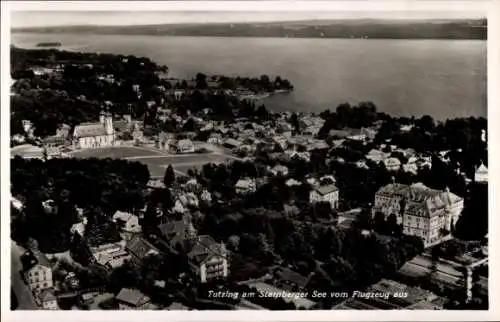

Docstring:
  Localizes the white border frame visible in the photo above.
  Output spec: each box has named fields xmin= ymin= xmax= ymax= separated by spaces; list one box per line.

xmin=2 ymin=1 xmax=499 ymax=321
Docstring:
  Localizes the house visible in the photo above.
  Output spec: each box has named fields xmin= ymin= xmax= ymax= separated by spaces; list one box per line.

xmin=269 ymin=165 xmax=289 ymax=176
xmin=235 ymin=178 xmax=256 ymax=194
xmin=402 ymin=163 xmax=418 ymax=175
xmin=366 ymin=149 xmax=390 ymax=163
xmin=285 ymin=178 xmax=302 ymax=187
xmin=73 ymin=111 xmax=114 ymax=149
xmin=319 ymin=175 xmax=336 ymax=185
xmin=400 ymin=125 xmax=414 ymax=132
xmin=372 ymin=183 xmax=464 ymax=247
xmin=11 ymin=196 xmax=24 ymax=211
xmin=42 ymin=135 xmax=67 ymax=148
xmin=91 ymin=243 xmax=131 ymax=269
xmin=306 ymin=177 xmax=320 ymax=187
xmin=347 ymin=134 xmax=366 ymax=142
xmin=224 ymin=138 xmax=243 ymax=149
xmin=37 ymin=288 xmax=59 ymax=310
xmin=185 ymin=178 xmax=200 ymax=191
xmin=172 ymin=199 xmax=187 ymax=214
xmin=310 ymin=184 xmax=339 ymax=209
xmin=11 ymin=133 xmax=26 ymax=144
xmin=274 ymin=267 xmax=312 ymax=292
xmin=307 ymin=140 xmax=329 ymax=151
xmin=355 ymin=160 xmax=369 ymax=169
xmin=207 ymin=133 xmax=223 ymax=145
xmin=164 ymin=302 xmax=190 ymax=310
xmin=173 ymin=193 xmax=199 ymax=212
xmin=126 ymin=236 xmax=161 ymax=267
xmin=184 ymin=235 xmax=229 ymax=283
xmin=116 ymin=288 xmax=155 ymax=310
xmin=177 ymin=139 xmax=195 ymax=153
xmin=383 ymin=157 xmax=401 ymax=171
xmin=284 ymin=204 xmax=300 ymax=217
xmin=113 ymin=211 xmax=141 ymax=233
xmin=417 ymin=158 xmax=433 ymax=170
xmin=147 ymin=179 xmax=166 ymax=189
xmin=200 ymin=190 xmax=212 ymax=203
xmin=328 ymin=129 xmax=351 ymax=139
xmin=70 ymin=220 xmax=86 ymax=237
xmin=21 ymin=250 xmax=53 ymax=291
xmin=474 ymin=163 xmax=488 ymax=183
xmin=158 ymin=220 xmax=197 ymax=249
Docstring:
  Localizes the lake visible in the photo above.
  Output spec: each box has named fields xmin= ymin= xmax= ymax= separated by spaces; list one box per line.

xmin=11 ymin=33 xmax=487 ymax=120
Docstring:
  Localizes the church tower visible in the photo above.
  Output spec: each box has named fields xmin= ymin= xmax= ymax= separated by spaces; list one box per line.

xmin=99 ymin=110 xmax=106 ymax=125
xmin=105 ymin=113 xmax=114 ymax=136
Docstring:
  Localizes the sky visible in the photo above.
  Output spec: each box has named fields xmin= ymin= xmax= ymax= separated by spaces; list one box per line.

xmin=11 ymin=10 xmax=487 ymax=28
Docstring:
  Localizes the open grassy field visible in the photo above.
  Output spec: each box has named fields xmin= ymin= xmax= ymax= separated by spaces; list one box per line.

xmin=69 ymin=146 xmax=237 ymax=177
xmin=138 ymin=153 xmax=234 ymax=177
xmin=70 ymin=146 xmax=162 ymax=159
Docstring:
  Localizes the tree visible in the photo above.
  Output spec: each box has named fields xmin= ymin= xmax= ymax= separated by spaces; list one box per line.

xmin=163 ymin=165 xmax=176 ymax=186
xmin=195 ymin=73 xmax=208 ymax=89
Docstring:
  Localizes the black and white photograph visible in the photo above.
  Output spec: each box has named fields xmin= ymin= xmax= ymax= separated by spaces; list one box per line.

xmin=1 ymin=0 xmax=497 ymax=320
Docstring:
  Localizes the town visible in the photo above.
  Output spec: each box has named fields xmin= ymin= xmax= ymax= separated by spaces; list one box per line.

xmin=10 ymin=47 xmax=488 ymax=311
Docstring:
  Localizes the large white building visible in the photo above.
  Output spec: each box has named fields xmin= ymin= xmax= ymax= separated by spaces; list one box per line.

xmin=72 ymin=111 xmax=114 ymax=149
xmin=372 ymin=183 xmax=464 ymax=247
xmin=185 ymin=235 xmax=229 ymax=283
xmin=309 ymin=184 xmax=339 ymax=209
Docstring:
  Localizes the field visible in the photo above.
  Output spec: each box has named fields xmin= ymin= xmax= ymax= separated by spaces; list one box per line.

xmin=69 ymin=146 xmax=238 ymax=177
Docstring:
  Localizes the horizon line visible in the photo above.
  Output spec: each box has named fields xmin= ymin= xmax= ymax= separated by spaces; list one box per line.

xmin=11 ymin=16 xmax=488 ymax=30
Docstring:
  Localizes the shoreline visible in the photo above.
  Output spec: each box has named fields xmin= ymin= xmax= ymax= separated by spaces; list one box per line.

xmin=11 ymin=32 xmax=487 ymax=41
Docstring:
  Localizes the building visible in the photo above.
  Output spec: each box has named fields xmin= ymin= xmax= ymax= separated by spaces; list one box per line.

xmin=184 ymin=235 xmax=229 ymax=283
xmin=112 ymin=211 xmax=141 ymax=233
xmin=158 ymin=220 xmax=197 ymax=249
xmin=126 ymin=236 xmax=161 ymax=267
xmin=116 ymin=288 xmax=154 ymax=310
xmin=285 ymin=178 xmax=302 ymax=187
xmin=10 ymin=144 xmax=61 ymax=160
xmin=73 ymin=111 xmax=114 ymax=149
xmin=372 ymin=183 xmax=464 ymax=247
xmin=383 ymin=157 xmax=402 ymax=171
xmin=91 ymin=243 xmax=131 ymax=269
xmin=474 ymin=163 xmax=488 ymax=183
xmin=164 ymin=302 xmax=190 ymax=310
xmin=235 ymin=178 xmax=257 ymax=194
xmin=173 ymin=193 xmax=200 ymax=213
xmin=402 ymin=163 xmax=418 ymax=175
xmin=177 ymin=139 xmax=195 ymax=153
xmin=200 ymin=189 xmax=212 ymax=203
xmin=273 ymin=267 xmax=312 ymax=292
xmin=309 ymin=184 xmax=339 ymax=209
xmin=37 ymin=288 xmax=59 ymax=310
xmin=21 ymin=250 xmax=53 ymax=291
xmin=269 ymin=165 xmax=289 ymax=176
xmin=366 ymin=149 xmax=390 ymax=163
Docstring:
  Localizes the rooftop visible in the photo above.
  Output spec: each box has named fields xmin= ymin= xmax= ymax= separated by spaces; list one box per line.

xmin=126 ymin=236 xmax=160 ymax=261
xmin=315 ymin=184 xmax=339 ymax=196
xmin=73 ymin=123 xmax=107 ymax=138
xmin=116 ymin=288 xmax=151 ymax=307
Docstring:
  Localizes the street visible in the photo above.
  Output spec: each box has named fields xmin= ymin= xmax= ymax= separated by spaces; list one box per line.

xmin=11 ymin=241 xmax=40 ymax=310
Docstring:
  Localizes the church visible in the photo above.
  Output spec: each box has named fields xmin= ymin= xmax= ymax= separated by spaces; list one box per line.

xmin=73 ymin=111 xmax=115 ymax=149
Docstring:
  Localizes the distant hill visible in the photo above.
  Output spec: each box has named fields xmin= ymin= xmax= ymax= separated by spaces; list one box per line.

xmin=12 ymin=19 xmax=487 ymax=40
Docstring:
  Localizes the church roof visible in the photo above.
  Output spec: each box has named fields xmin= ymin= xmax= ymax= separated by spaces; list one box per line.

xmin=73 ymin=123 xmax=107 ymax=138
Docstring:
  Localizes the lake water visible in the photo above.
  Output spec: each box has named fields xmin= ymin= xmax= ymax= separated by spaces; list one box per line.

xmin=11 ymin=33 xmax=487 ymax=120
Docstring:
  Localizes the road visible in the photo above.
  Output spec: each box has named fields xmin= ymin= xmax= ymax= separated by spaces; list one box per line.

xmin=11 ymin=241 xmax=40 ymax=310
